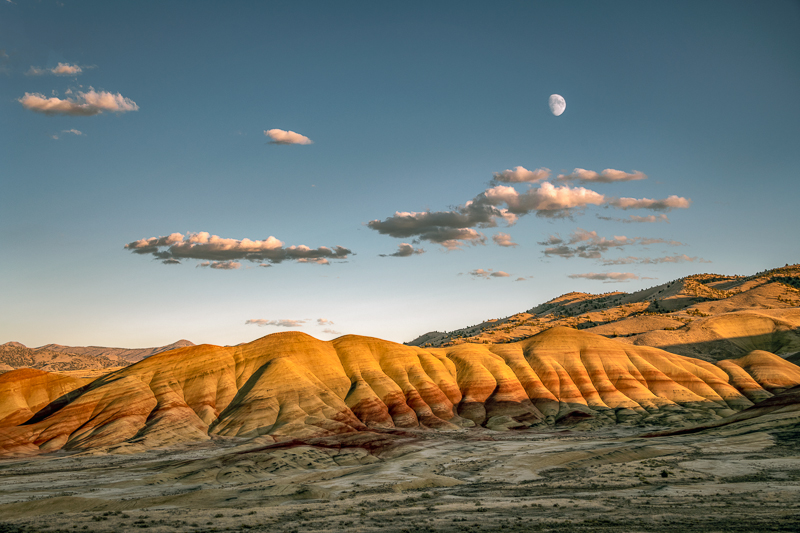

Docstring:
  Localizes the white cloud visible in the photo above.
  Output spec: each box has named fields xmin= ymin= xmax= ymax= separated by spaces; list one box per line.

xmin=26 ymin=62 xmax=84 ymax=76
xmin=568 ymin=272 xmax=639 ymax=283
xmin=492 ymin=166 xmax=550 ymax=184
xmin=317 ymin=318 xmax=334 ymax=326
xmin=491 ymin=232 xmax=518 ymax=247
xmin=62 ymin=129 xmax=83 ymax=136
xmin=264 ymin=128 xmax=313 ymax=145
xmin=322 ymin=328 xmax=342 ymax=335
xmin=19 ymin=88 xmax=138 ymax=116
xmin=246 ymin=319 xmax=306 ymax=328
xmin=125 ymin=231 xmax=351 ymax=266
xmin=558 ymin=168 xmax=647 ymax=184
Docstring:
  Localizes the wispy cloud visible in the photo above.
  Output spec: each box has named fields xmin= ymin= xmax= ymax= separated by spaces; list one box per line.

xmin=26 ymin=62 xmax=85 ymax=76
xmin=264 ymin=128 xmax=313 ymax=145
xmin=379 ymin=243 xmax=425 ymax=257
xmin=597 ymin=214 xmax=670 ymax=223
xmin=568 ymin=272 xmax=640 ymax=283
xmin=197 ymin=260 xmax=241 ymax=270
xmin=558 ymin=168 xmax=647 ymax=184
xmin=468 ymin=268 xmax=511 ymax=279
xmin=317 ymin=318 xmax=334 ymax=326
xmin=491 ymin=166 xmax=550 ymax=184
xmin=600 ymin=254 xmax=710 ymax=266
xmin=124 ymin=231 xmax=352 ymax=266
xmin=608 ymin=195 xmax=690 ymax=211
xmin=19 ymin=88 xmax=138 ymax=116
xmin=322 ymin=328 xmax=341 ymax=335
xmin=492 ymin=232 xmax=518 ymax=247
xmin=539 ymin=228 xmax=683 ymax=260
xmin=246 ymin=319 xmax=306 ymax=328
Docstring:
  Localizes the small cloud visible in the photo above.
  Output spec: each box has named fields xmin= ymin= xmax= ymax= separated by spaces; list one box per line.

xmin=317 ymin=318 xmax=334 ymax=326
xmin=568 ymin=272 xmax=639 ymax=283
xmin=197 ymin=260 xmax=241 ymax=270
xmin=264 ymin=128 xmax=313 ymax=145
xmin=297 ymin=257 xmax=329 ymax=265
xmin=246 ymin=319 xmax=307 ymax=328
xmin=19 ymin=88 xmax=138 ymax=116
xmin=61 ymin=129 xmax=83 ymax=136
xmin=492 ymin=166 xmax=550 ymax=184
xmin=26 ymin=62 xmax=84 ymax=76
xmin=514 ymin=277 xmax=527 ymax=281
xmin=162 ymin=259 xmax=181 ymax=265
xmin=322 ymin=328 xmax=341 ymax=335
xmin=469 ymin=269 xmax=511 ymax=279
xmin=492 ymin=232 xmax=518 ymax=247
xmin=379 ymin=243 xmax=425 ymax=257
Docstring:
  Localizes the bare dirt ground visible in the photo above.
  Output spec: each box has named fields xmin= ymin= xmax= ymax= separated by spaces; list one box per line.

xmin=2 ymin=412 xmax=800 ymax=533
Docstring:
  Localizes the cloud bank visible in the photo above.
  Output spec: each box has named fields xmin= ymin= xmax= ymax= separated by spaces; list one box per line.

xmin=19 ymin=88 xmax=139 ymax=116
xmin=264 ymin=129 xmax=313 ymax=145
xmin=125 ymin=232 xmax=352 ymax=266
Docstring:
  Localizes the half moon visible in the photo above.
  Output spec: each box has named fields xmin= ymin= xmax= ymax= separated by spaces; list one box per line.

xmin=549 ymin=94 xmax=566 ymax=116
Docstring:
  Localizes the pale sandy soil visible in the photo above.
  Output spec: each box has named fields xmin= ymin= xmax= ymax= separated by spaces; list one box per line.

xmin=1 ymin=410 xmax=799 ymax=533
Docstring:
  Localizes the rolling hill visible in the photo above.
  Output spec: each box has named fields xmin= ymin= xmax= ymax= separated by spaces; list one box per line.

xmin=407 ymin=264 xmax=800 ymax=362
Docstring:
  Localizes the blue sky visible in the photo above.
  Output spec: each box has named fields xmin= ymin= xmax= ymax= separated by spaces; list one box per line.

xmin=2 ymin=1 xmax=799 ymax=348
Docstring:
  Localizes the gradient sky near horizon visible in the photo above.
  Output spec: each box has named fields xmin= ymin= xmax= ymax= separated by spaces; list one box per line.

xmin=2 ymin=0 xmax=799 ymax=348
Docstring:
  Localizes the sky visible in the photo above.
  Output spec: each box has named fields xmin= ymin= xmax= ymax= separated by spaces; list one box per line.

xmin=2 ymin=0 xmax=799 ymax=348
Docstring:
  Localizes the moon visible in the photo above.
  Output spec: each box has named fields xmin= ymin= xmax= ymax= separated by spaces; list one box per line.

xmin=549 ymin=94 xmax=566 ymax=116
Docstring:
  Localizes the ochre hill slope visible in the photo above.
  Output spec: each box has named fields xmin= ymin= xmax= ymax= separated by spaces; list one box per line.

xmin=407 ymin=264 xmax=800 ymax=361
xmin=0 ymin=369 xmax=90 ymax=428
xmin=2 ymin=328 xmax=800 ymax=457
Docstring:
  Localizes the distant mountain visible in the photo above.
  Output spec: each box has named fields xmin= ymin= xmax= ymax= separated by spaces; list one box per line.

xmin=39 ymin=339 xmax=195 ymax=363
xmin=0 ymin=343 xmax=121 ymax=372
xmin=0 ymin=339 xmax=195 ymax=372
xmin=407 ymin=264 xmax=800 ymax=361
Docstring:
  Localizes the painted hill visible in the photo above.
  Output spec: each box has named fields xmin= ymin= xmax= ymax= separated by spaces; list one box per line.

xmin=0 ymin=369 xmax=90 ymax=427
xmin=407 ymin=264 xmax=800 ymax=361
xmin=2 ymin=327 xmax=800 ymax=457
